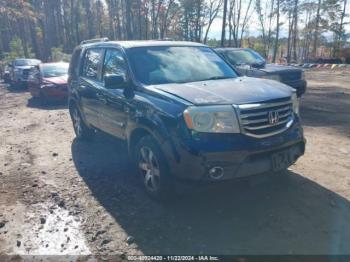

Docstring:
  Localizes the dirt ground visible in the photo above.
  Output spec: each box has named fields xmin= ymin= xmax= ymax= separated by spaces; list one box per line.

xmin=0 ymin=69 xmax=350 ymax=258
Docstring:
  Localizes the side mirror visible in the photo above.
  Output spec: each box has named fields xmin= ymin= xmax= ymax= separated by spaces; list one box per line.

xmin=104 ymin=74 xmax=126 ymax=89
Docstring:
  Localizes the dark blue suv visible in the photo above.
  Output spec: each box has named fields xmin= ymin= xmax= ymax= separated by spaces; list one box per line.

xmin=68 ymin=39 xmax=305 ymax=199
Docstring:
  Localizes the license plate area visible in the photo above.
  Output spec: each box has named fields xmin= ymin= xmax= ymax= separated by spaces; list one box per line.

xmin=271 ymin=150 xmax=292 ymax=171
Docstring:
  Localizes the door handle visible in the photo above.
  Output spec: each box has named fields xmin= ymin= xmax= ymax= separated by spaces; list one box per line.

xmin=79 ymin=84 xmax=88 ymax=90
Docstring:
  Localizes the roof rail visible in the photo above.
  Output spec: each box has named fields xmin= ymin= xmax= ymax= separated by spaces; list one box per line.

xmin=80 ymin=38 xmax=109 ymax=45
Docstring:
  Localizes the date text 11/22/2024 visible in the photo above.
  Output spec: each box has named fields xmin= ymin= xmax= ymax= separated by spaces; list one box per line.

xmin=127 ymin=255 xmax=220 ymax=261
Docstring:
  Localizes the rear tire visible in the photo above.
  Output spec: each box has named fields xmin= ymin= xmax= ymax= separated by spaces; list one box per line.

xmin=134 ymin=135 xmax=173 ymax=200
xmin=70 ymin=105 xmax=95 ymax=141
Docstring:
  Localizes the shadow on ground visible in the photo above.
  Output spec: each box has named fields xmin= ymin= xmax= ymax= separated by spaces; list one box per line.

xmin=5 ymin=83 xmax=28 ymax=93
xmin=26 ymin=97 xmax=68 ymax=110
xmin=71 ymin=134 xmax=350 ymax=255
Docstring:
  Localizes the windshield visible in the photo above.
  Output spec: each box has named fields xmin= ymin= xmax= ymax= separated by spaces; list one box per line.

xmin=41 ymin=63 xmax=69 ymax=78
xmin=14 ymin=59 xmax=41 ymax=66
xmin=127 ymin=46 xmax=237 ymax=85
xmin=225 ymin=49 xmax=265 ymax=66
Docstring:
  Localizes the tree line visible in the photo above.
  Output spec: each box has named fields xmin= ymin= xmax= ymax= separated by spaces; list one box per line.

xmin=0 ymin=0 xmax=348 ymax=63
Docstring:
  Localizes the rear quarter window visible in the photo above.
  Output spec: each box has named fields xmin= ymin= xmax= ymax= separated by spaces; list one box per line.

xmin=69 ymin=47 xmax=82 ymax=79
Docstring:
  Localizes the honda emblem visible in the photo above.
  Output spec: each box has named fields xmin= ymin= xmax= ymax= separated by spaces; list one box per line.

xmin=268 ymin=111 xmax=279 ymax=125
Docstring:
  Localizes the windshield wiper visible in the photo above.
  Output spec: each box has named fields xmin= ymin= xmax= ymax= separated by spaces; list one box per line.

xmin=205 ymin=76 xmax=234 ymax=81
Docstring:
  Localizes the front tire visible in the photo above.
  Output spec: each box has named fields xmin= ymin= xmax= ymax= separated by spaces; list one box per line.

xmin=134 ymin=135 xmax=173 ymax=200
xmin=70 ymin=105 xmax=95 ymax=141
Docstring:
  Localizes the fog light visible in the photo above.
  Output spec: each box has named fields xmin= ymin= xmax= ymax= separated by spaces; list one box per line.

xmin=209 ymin=167 xmax=224 ymax=180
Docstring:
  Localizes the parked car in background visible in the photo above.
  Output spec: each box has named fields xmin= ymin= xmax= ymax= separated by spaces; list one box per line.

xmin=28 ymin=62 xmax=69 ymax=102
xmin=2 ymin=65 xmax=11 ymax=84
xmin=215 ymin=48 xmax=307 ymax=97
xmin=8 ymin=58 xmax=41 ymax=88
xmin=68 ymin=40 xmax=305 ymax=200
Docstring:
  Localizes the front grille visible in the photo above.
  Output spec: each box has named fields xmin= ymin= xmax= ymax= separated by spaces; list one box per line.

xmin=237 ymin=97 xmax=294 ymax=138
xmin=280 ymin=71 xmax=301 ymax=82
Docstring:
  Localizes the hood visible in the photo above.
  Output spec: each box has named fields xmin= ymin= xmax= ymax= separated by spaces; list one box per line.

xmin=259 ymin=64 xmax=301 ymax=73
xmin=150 ymin=77 xmax=294 ymax=105
xmin=43 ymin=75 xmax=68 ymax=85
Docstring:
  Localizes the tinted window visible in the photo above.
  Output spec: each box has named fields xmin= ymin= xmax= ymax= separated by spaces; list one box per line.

xmin=82 ymin=49 xmax=103 ymax=80
xmin=127 ymin=46 xmax=237 ymax=85
xmin=225 ymin=49 xmax=265 ymax=65
xmin=42 ymin=63 xmax=69 ymax=78
xmin=103 ymin=49 xmax=127 ymax=80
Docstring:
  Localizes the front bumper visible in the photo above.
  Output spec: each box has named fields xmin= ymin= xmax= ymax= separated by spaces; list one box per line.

xmin=29 ymin=85 xmax=68 ymax=100
xmin=283 ymin=79 xmax=307 ymax=97
xmin=41 ymin=86 xmax=68 ymax=100
xmin=12 ymin=75 xmax=30 ymax=87
xmin=163 ymin=121 xmax=305 ymax=182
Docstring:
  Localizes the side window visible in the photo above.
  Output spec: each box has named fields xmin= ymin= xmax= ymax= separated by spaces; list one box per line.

xmin=82 ymin=49 xmax=103 ymax=80
xmin=102 ymin=49 xmax=128 ymax=81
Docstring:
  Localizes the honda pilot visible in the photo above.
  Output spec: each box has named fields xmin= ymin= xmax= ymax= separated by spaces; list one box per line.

xmin=68 ymin=40 xmax=305 ymax=199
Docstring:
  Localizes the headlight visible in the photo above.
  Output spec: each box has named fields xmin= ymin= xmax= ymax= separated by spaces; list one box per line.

xmin=262 ymin=74 xmax=281 ymax=82
xmin=292 ymin=93 xmax=300 ymax=115
xmin=183 ymin=106 xmax=240 ymax=133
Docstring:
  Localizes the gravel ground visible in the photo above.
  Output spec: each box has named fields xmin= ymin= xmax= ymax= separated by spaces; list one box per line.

xmin=0 ymin=69 xmax=350 ymax=258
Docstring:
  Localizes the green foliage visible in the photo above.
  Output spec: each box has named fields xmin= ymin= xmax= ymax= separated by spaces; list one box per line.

xmin=251 ymin=41 xmax=267 ymax=58
xmin=206 ymin=38 xmax=220 ymax=47
xmin=8 ymin=37 xmax=25 ymax=59
xmin=0 ymin=37 xmax=34 ymax=65
xmin=51 ymin=47 xmax=71 ymax=62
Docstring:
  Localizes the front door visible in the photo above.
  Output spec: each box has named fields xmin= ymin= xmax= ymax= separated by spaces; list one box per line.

xmin=79 ymin=48 xmax=104 ymax=128
xmin=98 ymin=48 xmax=130 ymax=139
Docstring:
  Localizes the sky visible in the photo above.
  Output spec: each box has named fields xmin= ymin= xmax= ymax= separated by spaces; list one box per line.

xmin=206 ymin=2 xmax=350 ymax=41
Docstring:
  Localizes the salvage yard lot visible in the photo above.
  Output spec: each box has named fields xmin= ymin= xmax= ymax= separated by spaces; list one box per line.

xmin=0 ymin=69 xmax=350 ymax=256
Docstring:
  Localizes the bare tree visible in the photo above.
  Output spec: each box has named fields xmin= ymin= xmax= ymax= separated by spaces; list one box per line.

xmin=203 ymin=0 xmax=222 ymax=44
xmin=228 ymin=0 xmax=254 ymax=48
xmin=312 ymin=0 xmax=322 ymax=58
xmin=1 ymin=0 xmax=349 ymax=63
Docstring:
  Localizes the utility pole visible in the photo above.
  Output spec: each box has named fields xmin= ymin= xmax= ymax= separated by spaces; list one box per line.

xmin=221 ymin=0 xmax=228 ymax=47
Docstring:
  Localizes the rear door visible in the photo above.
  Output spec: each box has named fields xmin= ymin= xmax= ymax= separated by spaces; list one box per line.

xmin=98 ymin=48 xmax=129 ymax=139
xmin=79 ymin=48 xmax=104 ymax=128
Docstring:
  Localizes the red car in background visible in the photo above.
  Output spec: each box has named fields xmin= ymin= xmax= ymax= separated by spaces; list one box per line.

xmin=28 ymin=62 xmax=69 ymax=102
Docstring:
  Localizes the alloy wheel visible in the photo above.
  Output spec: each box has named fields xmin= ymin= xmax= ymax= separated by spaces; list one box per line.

xmin=72 ymin=108 xmax=82 ymax=137
xmin=138 ymin=146 xmax=160 ymax=193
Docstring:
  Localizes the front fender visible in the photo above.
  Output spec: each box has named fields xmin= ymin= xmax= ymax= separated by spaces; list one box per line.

xmin=126 ymin=114 xmax=180 ymax=164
